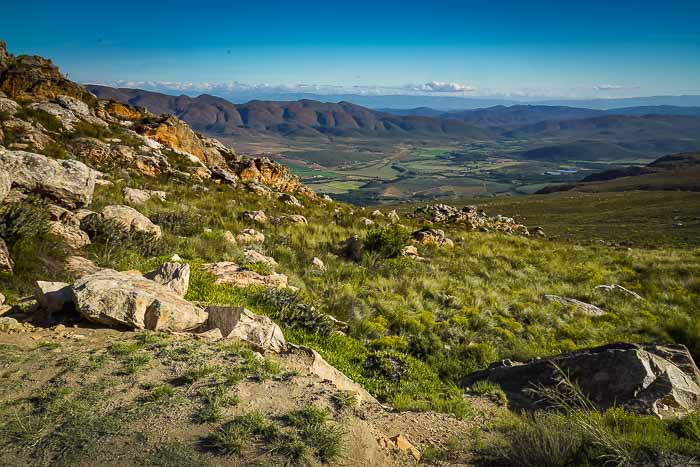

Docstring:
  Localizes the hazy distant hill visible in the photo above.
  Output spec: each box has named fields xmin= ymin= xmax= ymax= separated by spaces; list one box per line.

xmin=504 ymin=114 xmax=700 ymax=141
xmin=519 ymin=141 xmax=645 ymax=162
xmin=440 ymin=105 xmax=604 ymax=127
xmin=538 ymin=152 xmax=700 ymax=193
xmin=380 ymin=104 xmax=700 ymax=123
xmin=87 ymin=85 xmax=490 ymax=140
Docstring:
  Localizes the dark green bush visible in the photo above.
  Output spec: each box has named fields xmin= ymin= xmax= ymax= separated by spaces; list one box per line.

xmin=81 ymin=214 xmax=164 ymax=259
xmin=0 ymin=198 xmax=51 ymax=246
xmin=150 ymin=210 xmax=207 ymax=236
xmin=363 ymin=224 xmax=409 ymax=258
xmin=70 ymin=121 xmax=112 ymax=139
xmin=258 ymin=288 xmax=336 ymax=336
xmin=362 ymin=351 xmax=409 ymax=383
xmin=40 ymin=143 xmax=69 ymax=160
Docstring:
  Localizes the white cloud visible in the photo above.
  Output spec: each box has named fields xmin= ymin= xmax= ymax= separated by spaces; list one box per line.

xmin=593 ymin=84 xmax=626 ymax=91
xmin=409 ymin=81 xmax=478 ymax=93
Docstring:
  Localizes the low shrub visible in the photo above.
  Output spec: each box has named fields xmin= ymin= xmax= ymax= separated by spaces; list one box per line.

xmin=0 ymin=198 xmax=51 ymax=246
xmin=363 ymin=224 xmax=410 ymax=258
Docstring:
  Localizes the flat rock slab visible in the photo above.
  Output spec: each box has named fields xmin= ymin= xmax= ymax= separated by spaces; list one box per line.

xmin=201 ymin=262 xmax=288 ymax=289
xmin=543 ymin=294 xmax=605 ymax=316
xmin=72 ymin=269 xmax=206 ymax=331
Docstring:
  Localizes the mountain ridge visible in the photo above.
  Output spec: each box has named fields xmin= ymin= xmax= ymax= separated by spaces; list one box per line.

xmin=87 ymin=85 xmax=491 ymax=141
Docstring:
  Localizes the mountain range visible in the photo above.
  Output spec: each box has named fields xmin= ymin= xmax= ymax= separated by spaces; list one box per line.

xmin=88 ymin=85 xmax=700 ymax=150
xmin=87 ymin=85 xmax=491 ymax=140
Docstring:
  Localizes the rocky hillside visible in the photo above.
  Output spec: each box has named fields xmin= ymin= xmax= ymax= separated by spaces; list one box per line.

xmin=1 ymin=41 xmax=700 ymax=466
xmin=87 ymin=85 xmax=492 ymax=140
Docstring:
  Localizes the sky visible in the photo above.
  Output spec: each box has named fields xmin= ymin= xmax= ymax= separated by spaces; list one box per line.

xmin=1 ymin=0 xmax=699 ymax=100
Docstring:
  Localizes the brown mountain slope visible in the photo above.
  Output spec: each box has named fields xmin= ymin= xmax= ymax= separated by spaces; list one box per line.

xmin=87 ymin=85 xmax=492 ymax=140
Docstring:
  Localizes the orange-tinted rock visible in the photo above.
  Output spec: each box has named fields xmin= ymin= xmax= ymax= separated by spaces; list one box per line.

xmin=142 ymin=115 xmax=226 ymax=167
xmin=105 ymin=101 xmax=143 ymax=121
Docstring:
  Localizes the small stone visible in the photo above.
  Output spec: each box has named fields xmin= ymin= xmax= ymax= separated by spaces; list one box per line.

xmin=312 ymin=257 xmax=326 ymax=271
xmin=223 ymin=230 xmax=237 ymax=244
xmin=236 ymin=228 xmax=265 ymax=244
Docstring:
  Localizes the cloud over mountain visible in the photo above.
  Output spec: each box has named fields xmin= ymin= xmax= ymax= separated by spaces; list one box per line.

xmin=409 ymin=81 xmax=478 ymax=93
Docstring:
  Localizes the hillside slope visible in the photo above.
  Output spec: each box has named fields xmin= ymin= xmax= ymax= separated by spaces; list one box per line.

xmin=3 ymin=41 xmax=700 ymax=467
xmin=537 ymin=152 xmax=700 ymax=193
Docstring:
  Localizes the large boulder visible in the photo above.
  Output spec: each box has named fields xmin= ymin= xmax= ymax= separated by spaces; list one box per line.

xmin=100 ymin=205 xmax=162 ymax=239
xmin=0 ymin=151 xmax=96 ymax=208
xmin=144 ymin=262 xmax=190 ymax=297
xmin=72 ymin=269 xmax=207 ymax=331
xmin=2 ymin=118 xmax=55 ymax=150
xmin=462 ymin=342 xmax=700 ymax=419
xmin=205 ymin=305 xmax=286 ymax=353
xmin=201 ymin=262 xmax=288 ymax=289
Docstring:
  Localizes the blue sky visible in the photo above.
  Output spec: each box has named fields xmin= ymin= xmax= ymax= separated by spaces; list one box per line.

xmin=1 ymin=0 xmax=699 ymax=98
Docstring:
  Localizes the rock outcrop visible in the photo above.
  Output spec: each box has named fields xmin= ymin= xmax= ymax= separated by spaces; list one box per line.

xmin=0 ymin=151 xmax=96 ymax=208
xmin=72 ymin=269 xmax=207 ymax=331
xmin=463 ymin=342 xmax=700 ymax=418
xmin=414 ymin=204 xmax=530 ymax=235
xmin=142 ymin=115 xmax=227 ymax=168
xmin=205 ymin=305 xmax=286 ymax=353
xmin=0 ymin=44 xmax=87 ymax=103
xmin=291 ymin=344 xmax=378 ymax=404
xmin=233 ymin=157 xmax=315 ymax=199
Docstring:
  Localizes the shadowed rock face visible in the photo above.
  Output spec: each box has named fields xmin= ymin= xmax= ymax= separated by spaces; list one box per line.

xmin=205 ymin=305 xmax=286 ymax=353
xmin=462 ymin=342 xmax=700 ymax=419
